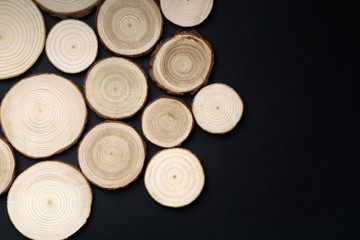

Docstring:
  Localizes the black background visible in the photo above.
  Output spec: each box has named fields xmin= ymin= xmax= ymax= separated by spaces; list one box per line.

xmin=0 ymin=0 xmax=358 ymax=239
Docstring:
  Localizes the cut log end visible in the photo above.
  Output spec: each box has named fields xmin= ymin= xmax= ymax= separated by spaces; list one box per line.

xmin=150 ymin=30 xmax=214 ymax=94
xmin=142 ymin=96 xmax=194 ymax=148
xmin=145 ymin=148 xmax=205 ymax=208
xmin=192 ymin=83 xmax=244 ymax=134
xmin=0 ymin=138 xmax=16 ymax=196
xmin=78 ymin=121 xmax=146 ymax=189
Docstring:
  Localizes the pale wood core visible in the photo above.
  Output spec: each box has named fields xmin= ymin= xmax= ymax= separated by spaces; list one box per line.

xmin=85 ymin=57 xmax=148 ymax=119
xmin=78 ymin=121 xmax=146 ymax=189
xmin=7 ymin=161 xmax=92 ymax=240
xmin=0 ymin=139 xmax=15 ymax=196
xmin=96 ymin=0 xmax=163 ymax=57
xmin=142 ymin=97 xmax=193 ymax=148
xmin=46 ymin=19 xmax=98 ymax=74
xmin=0 ymin=74 xmax=87 ymax=158
xmin=160 ymin=0 xmax=213 ymax=27
xmin=192 ymin=83 xmax=244 ymax=134
xmin=0 ymin=0 xmax=45 ymax=80
xmin=145 ymin=148 xmax=205 ymax=208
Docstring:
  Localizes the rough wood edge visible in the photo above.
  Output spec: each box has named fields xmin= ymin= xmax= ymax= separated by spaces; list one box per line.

xmin=0 ymin=73 xmax=88 ymax=159
xmin=34 ymin=0 xmax=103 ymax=19
xmin=83 ymin=57 xmax=148 ymax=120
xmin=0 ymin=1 xmax=46 ymax=81
xmin=0 ymin=137 xmax=16 ymax=196
xmin=149 ymin=29 xmax=214 ymax=95
xmin=95 ymin=0 xmax=163 ymax=58
xmin=6 ymin=160 xmax=93 ymax=239
xmin=144 ymin=147 xmax=205 ymax=208
xmin=191 ymin=82 xmax=245 ymax=135
xmin=140 ymin=95 xmax=194 ymax=148
xmin=77 ymin=120 xmax=147 ymax=190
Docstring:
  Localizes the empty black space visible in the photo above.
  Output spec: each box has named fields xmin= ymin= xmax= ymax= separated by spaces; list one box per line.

xmin=0 ymin=0 xmax=359 ymax=239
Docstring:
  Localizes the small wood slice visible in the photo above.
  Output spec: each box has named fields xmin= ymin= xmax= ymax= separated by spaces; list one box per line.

xmin=96 ymin=0 xmax=163 ymax=57
xmin=0 ymin=0 xmax=45 ymax=80
xmin=160 ymin=0 xmax=213 ymax=27
xmin=0 ymin=74 xmax=87 ymax=158
xmin=78 ymin=121 xmax=146 ymax=189
xmin=144 ymin=148 xmax=205 ymax=208
xmin=142 ymin=96 xmax=193 ymax=148
xmin=46 ymin=19 xmax=98 ymax=74
xmin=192 ymin=83 xmax=244 ymax=134
xmin=85 ymin=57 xmax=148 ymax=119
xmin=0 ymin=138 xmax=15 ymax=196
xmin=7 ymin=161 xmax=92 ymax=240
xmin=34 ymin=0 xmax=102 ymax=18
xmin=150 ymin=30 xmax=213 ymax=94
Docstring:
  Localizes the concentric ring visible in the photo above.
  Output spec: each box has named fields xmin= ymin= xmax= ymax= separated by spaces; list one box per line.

xmin=0 ymin=138 xmax=15 ymax=195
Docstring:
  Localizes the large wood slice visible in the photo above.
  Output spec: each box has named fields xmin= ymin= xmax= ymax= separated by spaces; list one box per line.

xmin=46 ymin=19 xmax=98 ymax=74
xmin=34 ymin=0 xmax=102 ymax=18
xmin=0 ymin=0 xmax=45 ymax=80
xmin=84 ymin=57 xmax=148 ymax=119
xmin=192 ymin=83 xmax=244 ymax=134
xmin=0 ymin=138 xmax=15 ymax=196
xmin=7 ymin=161 xmax=92 ymax=240
xmin=160 ymin=0 xmax=213 ymax=27
xmin=150 ymin=30 xmax=213 ymax=94
xmin=142 ymin=96 xmax=193 ymax=148
xmin=0 ymin=74 xmax=87 ymax=158
xmin=96 ymin=0 xmax=163 ymax=57
xmin=144 ymin=148 xmax=205 ymax=208
xmin=78 ymin=121 xmax=146 ymax=189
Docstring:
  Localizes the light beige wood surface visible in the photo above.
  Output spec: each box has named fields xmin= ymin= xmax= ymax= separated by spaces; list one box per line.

xmin=46 ymin=19 xmax=98 ymax=74
xmin=0 ymin=74 xmax=87 ymax=158
xmin=192 ymin=83 xmax=244 ymax=134
xmin=34 ymin=0 xmax=102 ymax=18
xmin=0 ymin=138 xmax=15 ymax=196
xmin=78 ymin=121 xmax=146 ymax=189
xmin=160 ymin=0 xmax=213 ymax=27
xmin=96 ymin=0 xmax=163 ymax=57
xmin=7 ymin=161 xmax=92 ymax=240
xmin=84 ymin=57 xmax=148 ymax=119
xmin=150 ymin=30 xmax=213 ymax=94
xmin=0 ymin=0 xmax=45 ymax=80
xmin=144 ymin=148 xmax=205 ymax=208
xmin=142 ymin=96 xmax=193 ymax=148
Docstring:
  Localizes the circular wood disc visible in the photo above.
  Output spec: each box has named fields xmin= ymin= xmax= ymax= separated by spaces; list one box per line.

xmin=144 ymin=148 xmax=205 ymax=208
xmin=192 ymin=83 xmax=244 ymax=134
xmin=0 ymin=0 xmax=45 ymax=80
xmin=84 ymin=57 xmax=148 ymax=119
xmin=7 ymin=161 xmax=92 ymax=240
xmin=142 ymin=97 xmax=193 ymax=148
xmin=46 ymin=19 xmax=98 ymax=74
xmin=160 ymin=0 xmax=213 ymax=27
xmin=150 ymin=30 xmax=213 ymax=94
xmin=0 ymin=138 xmax=15 ymax=196
xmin=78 ymin=121 xmax=146 ymax=189
xmin=34 ymin=0 xmax=102 ymax=18
xmin=0 ymin=74 xmax=87 ymax=158
xmin=96 ymin=0 xmax=163 ymax=57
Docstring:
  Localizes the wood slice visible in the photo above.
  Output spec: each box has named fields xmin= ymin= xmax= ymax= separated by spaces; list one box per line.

xmin=0 ymin=138 xmax=15 ymax=196
xmin=7 ymin=161 xmax=92 ymax=240
xmin=34 ymin=0 xmax=102 ymax=18
xmin=78 ymin=121 xmax=146 ymax=189
xmin=160 ymin=0 xmax=213 ymax=27
xmin=84 ymin=57 xmax=148 ymax=119
xmin=96 ymin=0 xmax=163 ymax=57
xmin=0 ymin=74 xmax=87 ymax=158
xmin=192 ymin=83 xmax=244 ymax=134
xmin=46 ymin=19 xmax=98 ymax=74
xmin=150 ymin=30 xmax=213 ymax=94
xmin=144 ymin=148 xmax=205 ymax=208
xmin=0 ymin=0 xmax=45 ymax=80
xmin=142 ymin=96 xmax=193 ymax=148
